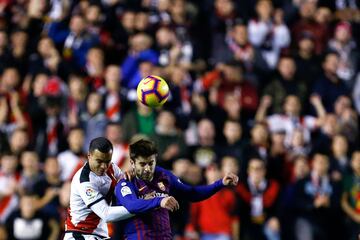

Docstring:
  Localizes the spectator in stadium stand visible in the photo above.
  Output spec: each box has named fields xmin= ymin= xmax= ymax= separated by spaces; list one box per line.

xmin=27 ymin=36 xmax=68 ymax=82
xmin=240 ymin=122 xmax=270 ymax=179
xmin=18 ymin=151 xmax=41 ymax=195
xmin=57 ymin=127 xmax=86 ymax=182
xmin=293 ymin=31 xmax=321 ymax=87
xmin=262 ymin=56 xmax=308 ymax=114
xmin=267 ymin=129 xmax=288 ymax=183
xmin=218 ymin=119 xmax=246 ymax=163
xmin=186 ymin=162 xmax=239 ymax=240
xmin=79 ymin=91 xmax=108 ymax=152
xmin=311 ymin=114 xmax=341 ymax=155
xmin=328 ymin=21 xmax=358 ymax=86
xmin=209 ymin=0 xmax=240 ymax=64
xmin=328 ymin=134 xmax=351 ymax=182
xmin=100 ymin=64 xmax=129 ymax=122
xmin=33 ymin=78 xmax=68 ymax=159
xmin=121 ymin=33 xmax=158 ymax=89
xmin=164 ymin=66 xmax=193 ymax=121
xmin=280 ymin=155 xmax=311 ymax=240
xmin=286 ymin=128 xmax=311 ymax=160
xmin=7 ymin=29 xmax=29 ymax=77
xmin=122 ymin=101 xmax=157 ymax=143
xmin=0 ymin=68 xmax=29 ymax=132
xmin=106 ymin=9 xmax=136 ymax=63
xmin=341 ymin=151 xmax=360 ymax=240
xmin=235 ymin=157 xmax=281 ymax=240
xmin=255 ymin=94 xmax=326 ymax=146
xmin=4 ymin=194 xmax=60 ymax=240
xmin=47 ymin=14 xmax=99 ymax=72
xmin=292 ymin=153 xmax=344 ymax=240
xmin=155 ymin=26 xmax=193 ymax=69
xmin=8 ymin=128 xmax=30 ymax=158
xmin=105 ymin=122 xmax=129 ymax=168
xmin=201 ymin=61 xmax=259 ymax=113
xmin=58 ymin=181 xmax=71 ymax=229
xmin=248 ymin=0 xmax=290 ymax=69
xmin=151 ymin=110 xmax=187 ymax=169
xmin=115 ymin=139 xmax=238 ymax=239
xmin=84 ymin=47 xmax=105 ymax=91
xmin=33 ymin=156 xmax=63 ymax=220
xmin=188 ymin=118 xmax=220 ymax=168
xmin=221 ymin=92 xmax=251 ymax=134
xmin=333 ymin=95 xmax=359 ymax=146
xmin=0 ymin=154 xmax=20 ymax=224
xmin=66 ymin=74 xmax=88 ymax=128
xmin=189 ymin=91 xmax=225 ymax=138
xmin=312 ymin=52 xmax=349 ymax=112
xmin=214 ymin=20 xmax=269 ymax=87
xmin=292 ymin=0 xmax=329 ymax=55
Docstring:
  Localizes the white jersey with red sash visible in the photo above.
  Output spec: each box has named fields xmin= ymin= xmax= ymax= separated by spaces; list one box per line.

xmin=65 ymin=162 xmax=121 ymax=238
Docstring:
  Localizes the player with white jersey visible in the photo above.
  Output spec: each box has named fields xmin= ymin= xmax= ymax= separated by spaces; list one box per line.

xmin=64 ymin=137 xmax=179 ymax=240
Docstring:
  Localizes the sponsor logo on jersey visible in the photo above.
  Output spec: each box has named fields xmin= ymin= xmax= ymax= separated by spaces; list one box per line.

xmin=139 ymin=191 xmax=168 ymax=199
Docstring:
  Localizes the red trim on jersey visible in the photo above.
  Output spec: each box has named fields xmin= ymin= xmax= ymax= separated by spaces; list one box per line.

xmin=105 ymin=165 xmax=117 ymax=203
xmin=65 ymin=208 xmax=101 ymax=233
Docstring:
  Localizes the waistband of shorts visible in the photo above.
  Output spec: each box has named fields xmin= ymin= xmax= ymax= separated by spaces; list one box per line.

xmin=65 ymin=230 xmax=110 ymax=239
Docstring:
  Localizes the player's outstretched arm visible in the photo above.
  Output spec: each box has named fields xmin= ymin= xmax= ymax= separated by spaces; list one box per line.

xmin=78 ymin=182 xmax=135 ymax=222
xmin=166 ymin=168 xmax=239 ymax=202
xmin=115 ymin=180 xmax=179 ymax=213
xmin=90 ymin=200 xmax=135 ymax=222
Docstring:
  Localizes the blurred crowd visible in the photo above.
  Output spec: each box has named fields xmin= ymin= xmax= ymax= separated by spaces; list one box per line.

xmin=0 ymin=0 xmax=359 ymax=239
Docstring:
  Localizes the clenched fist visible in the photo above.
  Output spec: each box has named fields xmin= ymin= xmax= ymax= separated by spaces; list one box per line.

xmin=222 ymin=173 xmax=239 ymax=186
xmin=160 ymin=196 xmax=179 ymax=212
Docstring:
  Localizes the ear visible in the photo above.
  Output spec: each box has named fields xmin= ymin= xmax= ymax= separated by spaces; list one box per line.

xmin=130 ymin=159 xmax=135 ymax=167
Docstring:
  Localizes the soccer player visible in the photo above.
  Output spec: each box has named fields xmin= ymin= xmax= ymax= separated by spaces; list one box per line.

xmin=64 ymin=137 xmax=179 ymax=240
xmin=115 ymin=139 xmax=239 ymax=239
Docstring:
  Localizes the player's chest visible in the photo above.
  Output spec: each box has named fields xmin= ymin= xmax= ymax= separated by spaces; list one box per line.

xmin=135 ymin=179 xmax=170 ymax=199
xmin=95 ymin=174 xmax=116 ymax=195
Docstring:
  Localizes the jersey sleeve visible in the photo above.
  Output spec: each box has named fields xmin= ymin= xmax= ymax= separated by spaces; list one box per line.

xmin=115 ymin=179 xmax=163 ymax=214
xmin=112 ymin=163 xmax=124 ymax=180
xmin=162 ymin=167 xmax=224 ymax=202
xmin=79 ymin=181 xmax=105 ymax=208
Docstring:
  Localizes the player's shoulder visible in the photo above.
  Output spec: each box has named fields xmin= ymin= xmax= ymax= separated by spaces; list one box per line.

xmin=155 ymin=167 xmax=176 ymax=181
xmin=71 ymin=162 xmax=94 ymax=184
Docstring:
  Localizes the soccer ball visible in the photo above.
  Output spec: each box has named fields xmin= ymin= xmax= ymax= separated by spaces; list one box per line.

xmin=137 ymin=75 xmax=170 ymax=107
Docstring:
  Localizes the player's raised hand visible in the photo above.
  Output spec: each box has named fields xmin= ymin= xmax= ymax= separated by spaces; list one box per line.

xmin=222 ymin=173 xmax=239 ymax=186
xmin=160 ymin=196 xmax=179 ymax=212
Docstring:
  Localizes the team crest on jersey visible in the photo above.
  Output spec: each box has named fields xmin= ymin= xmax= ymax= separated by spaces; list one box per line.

xmin=158 ymin=182 xmax=166 ymax=191
xmin=85 ymin=188 xmax=96 ymax=199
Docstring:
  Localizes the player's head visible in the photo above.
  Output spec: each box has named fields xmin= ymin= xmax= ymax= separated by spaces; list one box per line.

xmin=88 ymin=137 xmax=113 ymax=176
xmin=129 ymin=139 xmax=158 ymax=181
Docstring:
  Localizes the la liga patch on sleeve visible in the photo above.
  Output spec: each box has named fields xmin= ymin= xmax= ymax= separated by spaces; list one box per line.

xmin=121 ymin=186 xmax=132 ymax=196
xmin=85 ymin=188 xmax=96 ymax=199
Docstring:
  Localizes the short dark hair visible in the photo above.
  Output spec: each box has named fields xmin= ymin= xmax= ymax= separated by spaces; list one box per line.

xmin=89 ymin=137 xmax=113 ymax=153
xmin=129 ymin=139 xmax=158 ymax=161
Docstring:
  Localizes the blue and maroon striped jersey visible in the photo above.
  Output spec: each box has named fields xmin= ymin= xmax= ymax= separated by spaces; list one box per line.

xmin=115 ymin=167 xmax=224 ymax=240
